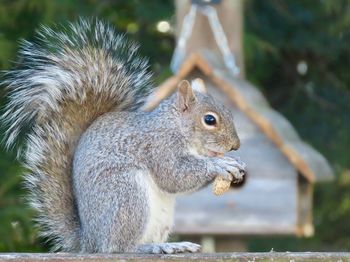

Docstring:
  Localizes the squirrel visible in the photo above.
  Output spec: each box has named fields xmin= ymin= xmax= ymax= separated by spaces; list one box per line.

xmin=1 ymin=19 xmax=245 ymax=253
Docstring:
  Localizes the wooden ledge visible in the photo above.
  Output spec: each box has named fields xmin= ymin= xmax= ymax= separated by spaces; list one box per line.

xmin=1 ymin=252 xmax=350 ymax=262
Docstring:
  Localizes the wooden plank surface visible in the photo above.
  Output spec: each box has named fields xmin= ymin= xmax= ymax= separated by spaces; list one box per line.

xmin=1 ymin=252 xmax=350 ymax=262
xmin=174 ymin=178 xmax=297 ymax=235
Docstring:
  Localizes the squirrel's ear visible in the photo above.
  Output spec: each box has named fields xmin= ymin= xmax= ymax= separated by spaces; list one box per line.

xmin=191 ymin=78 xmax=207 ymax=94
xmin=177 ymin=80 xmax=196 ymax=112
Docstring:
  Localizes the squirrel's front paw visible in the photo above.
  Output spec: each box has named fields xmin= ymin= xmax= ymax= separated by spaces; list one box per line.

xmin=211 ymin=157 xmax=246 ymax=182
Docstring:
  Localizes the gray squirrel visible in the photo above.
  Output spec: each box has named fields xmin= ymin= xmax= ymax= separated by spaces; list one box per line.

xmin=2 ymin=19 xmax=245 ymax=253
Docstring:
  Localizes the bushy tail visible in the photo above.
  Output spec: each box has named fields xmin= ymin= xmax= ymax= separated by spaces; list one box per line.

xmin=1 ymin=18 xmax=152 ymax=251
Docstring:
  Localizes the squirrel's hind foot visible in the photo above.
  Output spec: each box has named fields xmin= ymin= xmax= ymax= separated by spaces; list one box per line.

xmin=136 ymin=242 xmax=201 ymax=254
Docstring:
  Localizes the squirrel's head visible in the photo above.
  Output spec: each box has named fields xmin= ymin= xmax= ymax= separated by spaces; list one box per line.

xmin=176 ymin=79 xmax=240 ymax=157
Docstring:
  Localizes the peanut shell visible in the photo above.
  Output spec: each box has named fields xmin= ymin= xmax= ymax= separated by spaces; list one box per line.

xmin=213 ymin=176 xmax=231 ymax=196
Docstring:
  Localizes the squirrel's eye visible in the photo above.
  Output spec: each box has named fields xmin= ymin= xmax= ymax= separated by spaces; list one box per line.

xmin=204 ymin=114 xmax=217 ymax=126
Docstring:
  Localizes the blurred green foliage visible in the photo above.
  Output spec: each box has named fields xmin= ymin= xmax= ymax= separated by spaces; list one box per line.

xmin=0 ymin=0 xmax=349 ymax=252
xmin=245 ymin=0 xmax=350 ymax=251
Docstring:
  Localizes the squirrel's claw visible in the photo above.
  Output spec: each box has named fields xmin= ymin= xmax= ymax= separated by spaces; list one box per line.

xmin=211 ymin=156 xmax=246 ymax=182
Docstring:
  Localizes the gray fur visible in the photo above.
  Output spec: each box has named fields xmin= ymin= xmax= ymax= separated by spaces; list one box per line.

xmin=2 ymin=19 xmax=244 ymax=253
xmin=1 ymin=19 xmax=151 ymax=251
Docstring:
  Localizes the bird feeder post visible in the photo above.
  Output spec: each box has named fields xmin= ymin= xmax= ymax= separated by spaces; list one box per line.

xmin=175 ymin=0 xmax=245 ymax=78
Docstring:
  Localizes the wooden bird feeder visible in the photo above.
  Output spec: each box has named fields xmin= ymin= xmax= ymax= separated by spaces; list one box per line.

xmin=144 ymin=0 xmax=333 ymax=251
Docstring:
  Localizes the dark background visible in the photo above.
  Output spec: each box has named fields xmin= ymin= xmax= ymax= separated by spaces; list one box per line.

xmin=0 ymin=0 xmax=349 ymax=252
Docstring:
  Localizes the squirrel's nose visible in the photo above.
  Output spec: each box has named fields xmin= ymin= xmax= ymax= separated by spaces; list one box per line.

xmin=229 ymin=146 xmax=238 ymax=151
xmin=229 ymin=139 xmax=240 ymax=151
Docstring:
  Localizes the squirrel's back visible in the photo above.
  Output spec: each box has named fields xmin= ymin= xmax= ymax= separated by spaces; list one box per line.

xmin=1 ymin=18 xmax=152 ymax=251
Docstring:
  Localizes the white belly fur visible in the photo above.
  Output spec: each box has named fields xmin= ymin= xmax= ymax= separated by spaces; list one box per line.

xmin=137 ymin=171 xmax=175 ymax=244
